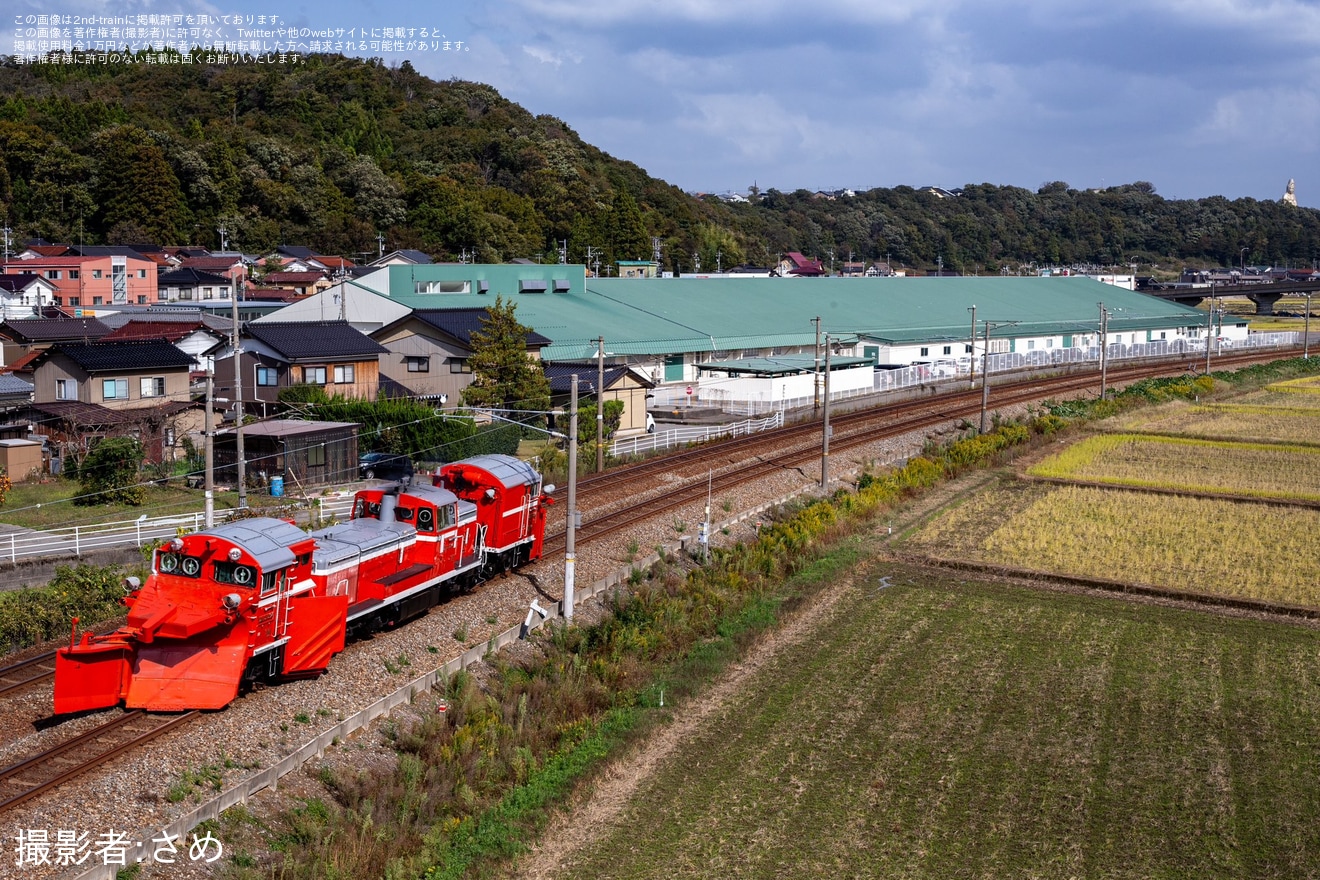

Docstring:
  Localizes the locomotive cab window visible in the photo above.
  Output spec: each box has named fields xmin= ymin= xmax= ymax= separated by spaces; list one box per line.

xmin=214 ymin=562 xmax=258 ymax=587
xmin=261 ymin=569 xmax=284 ymax=595
xmin=417 ymin=507 xmax=434 ymax=532
xmin=436 ymin=504 xmax=455 ymax=528
xmin=395 ymin=506 xmax=415 ymax=522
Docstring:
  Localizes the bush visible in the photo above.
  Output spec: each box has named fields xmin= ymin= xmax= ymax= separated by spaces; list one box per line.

xmin=75 ymin=437 xmax=146 ymax=506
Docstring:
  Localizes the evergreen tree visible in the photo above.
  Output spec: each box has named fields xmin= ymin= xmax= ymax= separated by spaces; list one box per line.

xmin=607 ymin=189 xmax=650 ymax=262
xmin=94 ymin=126 xmax=190 ymax=244
xmin=461 ymin=297 xmax=551 ymax=426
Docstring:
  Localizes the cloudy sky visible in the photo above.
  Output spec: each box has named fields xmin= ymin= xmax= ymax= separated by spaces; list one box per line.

xmin=15 ymin=0 xmax=1320 ymax=205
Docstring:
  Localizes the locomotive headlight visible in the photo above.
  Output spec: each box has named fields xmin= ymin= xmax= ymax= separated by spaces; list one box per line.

xmin=169 ymin=537 xmax=184 ymax=552
xmin=222 ymin=593 xmax=241 ymax=610
xmin=485 ymin=488 xmax=496 ymax=501
xmin=227 ymin=548 xmax=242 ymax=562
xmin=122 ymin=576 xmax=141 ymax=593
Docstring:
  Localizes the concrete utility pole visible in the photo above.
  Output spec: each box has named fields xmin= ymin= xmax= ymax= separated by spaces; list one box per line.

xmin=564 ymin=375 xmax=578 ymax=622
xmin=1305 ymin=292 xmax=1312 ymax=359
xmin=980 ymin=320 xmax=992 ymax=433
xmin=204 ymin=367 xmax=215 ymax=528
xmin=821 ymin=334 xmax=832 ymax=488
xmin=596 ymin=336 xmax=605 ymax=473
xmin=968 ymin=304 xmax=977 ymax=386
xmin=1099 ymin=302 xmax=1110 ymax=398
xmin=812 ymin=316 xmax=822 ymax=414
xmin=232 ymin=281 xmax=246 ymax=508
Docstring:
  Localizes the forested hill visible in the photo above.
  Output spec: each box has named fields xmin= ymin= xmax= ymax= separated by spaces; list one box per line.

xmin=0 ymin=52 xmax=1318 ymax=273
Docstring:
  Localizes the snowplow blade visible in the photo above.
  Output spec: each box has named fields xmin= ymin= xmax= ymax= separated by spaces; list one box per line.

xmin=54 ymin=644 xmax=132 ymax=714
xmin=125 ymin=643 xmax=249 ymax=711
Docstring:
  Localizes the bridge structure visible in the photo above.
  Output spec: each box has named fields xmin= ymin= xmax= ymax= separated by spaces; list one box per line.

xmin=1144 ymin=279 xmax=1320 ymax=315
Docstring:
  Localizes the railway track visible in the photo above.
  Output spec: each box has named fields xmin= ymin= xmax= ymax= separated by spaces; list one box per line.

xmin=0 ymin=709 xmax=199 ymax=814
xmin=0 ymin=651 xmax=57 ymax=699
xmin=543 ymin=348 xmax=1293 ymax=554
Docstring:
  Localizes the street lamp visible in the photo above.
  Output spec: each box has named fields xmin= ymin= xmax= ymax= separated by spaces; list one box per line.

xmin=1240 ymin=247 xmax=1250 ymax=277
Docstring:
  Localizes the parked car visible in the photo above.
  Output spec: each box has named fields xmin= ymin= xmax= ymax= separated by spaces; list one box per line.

xmin=359 ymin=452 xmax=414 ymax=482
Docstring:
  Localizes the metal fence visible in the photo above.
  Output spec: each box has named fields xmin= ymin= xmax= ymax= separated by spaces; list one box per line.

xmin=0 ymin=492 xmax=359 ymax=565
xmin=666 ymin=332 xmax=1302 ymax=415
xmin=611 ymin=412 xmax=784 ymax=457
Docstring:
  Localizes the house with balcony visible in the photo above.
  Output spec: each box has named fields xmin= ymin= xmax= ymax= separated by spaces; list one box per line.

xmin=0 ymin=249 xmax=158 ymax=308
xmin=213 ymin=320 xmax=388 ymax=416
xmin=156 ymin=267 xmax=235 ymax=302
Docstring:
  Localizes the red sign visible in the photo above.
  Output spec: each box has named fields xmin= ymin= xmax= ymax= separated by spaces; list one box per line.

xmin=685 ymin=386 xmax=693 ymax=396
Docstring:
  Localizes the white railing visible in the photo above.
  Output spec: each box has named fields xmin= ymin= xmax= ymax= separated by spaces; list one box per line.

xmin=611 ymin=411 xmax=784 ymax=457
xmin=662 ymin=332 xmax=1302 ymax=413
xmin=0 ymin=492 xmax=359 ymax=565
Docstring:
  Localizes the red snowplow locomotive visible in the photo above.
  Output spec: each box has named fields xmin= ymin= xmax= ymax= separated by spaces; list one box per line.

xmin=54 ymin=454 xmax=552 ymax=714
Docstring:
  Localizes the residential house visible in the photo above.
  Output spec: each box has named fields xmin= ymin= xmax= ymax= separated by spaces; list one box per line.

xmin=369 ymin=249 xmax=433 ymax=267
xmin=544 ymin=362 xmax=655 ymax=438
xmin=371 ymin=308 xmax=551 ymax=402
xmin=0 ymin=317 xmax=111 ymax=367
xmin=25 ymin=339 xmax=199 ymax=464
xmin=0 ymin=273 xmax=58 ymax=319
xmin=179 ymin=254 xmax=250 ymax=288
xmin=776 ymin=253 xmax=825 ymax=277
xmin=101 ymin=320 xmax=228 ymax=373
xmin=258 ymin=271 xmax=334 ymax=297
xmin=156 ymin=267 xmax=234 ymax=302
xmin=214 ymin=320 xmax=389 ymax=415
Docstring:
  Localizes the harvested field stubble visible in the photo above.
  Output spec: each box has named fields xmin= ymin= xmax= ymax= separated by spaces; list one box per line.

xmin=906 ymin=481 xmax=1320 ymax=606
xmin=1117 ymin=401 xmax=1320 ymax=446
xmin=1028 ymin=433 xmax=1320 ymax=501
xmin=559 ymin=569 xmax=1320 ymax=880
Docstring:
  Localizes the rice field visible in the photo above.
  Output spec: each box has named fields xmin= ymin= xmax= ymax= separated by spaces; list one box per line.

xmin=1027 ymin=433 xmax=1320 ymax=501
xmin=1115 ymin=401 xmax=1320 ymax=446
xmin=1230 ymin=388 xmax=1320 ymax=410
xmin=1267 ymin=376 xmax=1320 ymax=394
xmin=905 ymin=480 xmax=1320 ymax=606
xmin=555 ymin=567 xmax=1320 ymax=879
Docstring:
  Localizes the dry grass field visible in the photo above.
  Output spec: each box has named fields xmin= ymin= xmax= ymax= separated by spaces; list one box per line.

xmin=1116 ymin=401 xmax=1320 ymax=446
xmin=1027 ymin=434 xmax=1320 ymax=501
xmin=555 ymin=566 xmax=1320 ymax=879
xmin=905 ymin=480 xmax=1320 ymax=606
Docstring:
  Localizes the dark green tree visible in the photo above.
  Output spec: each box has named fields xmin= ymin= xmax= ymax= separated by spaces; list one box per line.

xmin=94 ymin=126 xmax=190 ymax=243
xmin=461 ymin=296 xmax=551 ymax=425
xmin=607 ymin=189 xmax=650 ymax=262
xmin=75 ymin=437 xmax=146 ymax=506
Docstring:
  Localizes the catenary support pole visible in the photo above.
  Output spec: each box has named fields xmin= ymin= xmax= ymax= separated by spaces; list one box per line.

xmin=204 ymin=367 xmax=214 ymax=528
xmin=596 ymin=335 xmax=605 ymax=473
xmin=232 ymin=286 xmax=246 ymax=508
xmin=564 ymin=375 xmax=578 ymax=622
xmin=821 ymin=334 xmax=831 ymax=488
